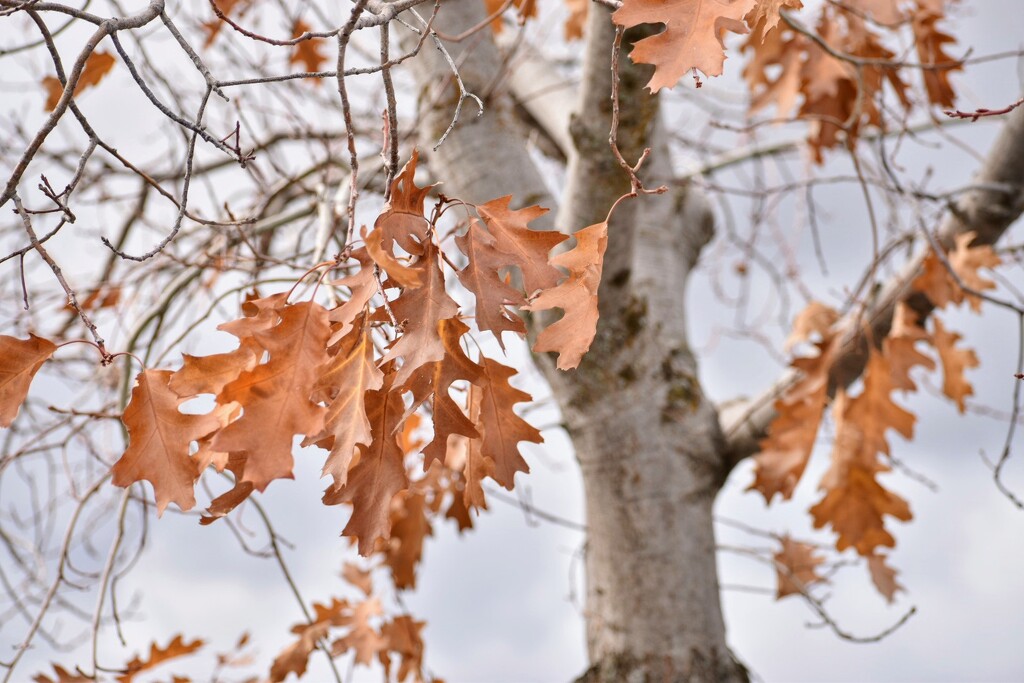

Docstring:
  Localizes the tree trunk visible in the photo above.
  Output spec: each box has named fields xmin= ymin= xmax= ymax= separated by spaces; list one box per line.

xmin=406 ymin=4 xmax=747 ymax=681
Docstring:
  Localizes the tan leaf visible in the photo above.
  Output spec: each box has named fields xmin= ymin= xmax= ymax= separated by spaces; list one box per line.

xmin=342 ymin=562 xmax=374 ymax=596
xmin=484 ymin=0 xmax=537 ymax=33
xmin=327 ymin=248 xmax=378 ymax=345
xmin=612 ymin=0 xmax=757 ymax=92
xmin=384 ymin=491 xmax=432 ymax=590
xmin=290 ymin=20 xmax=327 ymax=72
xmin=271 ymin=599 xmax=352 ymax=682
xmin=931 ymin=317 xmax=978 ymax=413
xmin=749 ymin=334 xmax=840 ymax=502
xmin=773 ymin=536 xmax=827 ymax=599
xmin=745 ymin=0 xmax=803 ymax=35
xmin=810 ymin=351 xmax=915 ymax=556
xmin=526 ymin=221 xmax=608 ymax=370
xmin=32 ymin=665 xmax=91 ymax=683
xmin=111 ymin=370 xmax=226 ymax=515
xmin=365 ymin=151 xmax=434 ymax=288
xmin=475 ymin=358 xmax=542 ymax=489
xmin=563 ymin=0 xmax=588 ymax=39
xmin=381 ymin=242 xmax=460 ymax=387
xmin=305 ymin=323 xmax=384 ymax=489
xmin=0 ymin=334 xmax=56 ymax=428
xmin=455 ymin=218 xmax=527 ymax=348
xmin=866 ymin=552 xmax=904 ymax=603
xmin=475 ymin=196 xmax=567 ymax=296
xmin=333 ymin=598 xmax=387 ymax=666
xmin=883 ymin=303 xmax=936 ymax=392
xmin=784 ymin=300 xmax=838 ymax=351
xmin=948 ymin=232 xmax=1001 ymax=312
xmin=42 ymin=51 xmax=115 ymax=111
xmin=404 ymin=318 xmax=483 ymax=468
xmin=117 ymin=635 xmax=204 ymax=683
xmin=741 ymin=16 xmax=804 ymax=116
xmin=323 ymin=373 xmax=409 ymax=555
xmin=912 ymin=6 xmax=961 ymax=108
xmin=378 ymin=616 xmax=426 ymax=683
xmin=212 ymin=300 xmax=332 ymax=490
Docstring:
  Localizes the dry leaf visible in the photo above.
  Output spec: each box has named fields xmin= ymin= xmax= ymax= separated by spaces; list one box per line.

xmin=883 ymin=303 xmax=936 ymax=392
xmin=474 ymin=358 xmax=542 ymax=489
xmin=111 ymin=370 xmax=227 ymax=515
xmin=746 ymin=0 xmax=803 ymax=36
xmin=773 ymin=536 xmax=827 ymax=599
xmin=384 ymin=491 xmax=432 ymax=590
xmin=475 ymin=196 xmax=567 ymax=296
xmin=212 ymin=300 xmax=332 ymax=491
xmin=526 ymin=221 xmax=609 ymax=370
xmin=42 ymin=51 xmax=115 ymax=111
xmin=866 ymin=552 xmax=904 ymax=603
xmin=784 ymin=300 xmax=838 ymax=351
xmin=0 ymin=334 xmax=56 ymax=428
xmin=612 ymin=0 xmax=757 ymax=92
xmin=342 ymin=562 xmax=374 ymax=596
xmin=455 ymin=218 xmax=528 ymax=348
xmin=271 ymin=599 xmax=352 ymax=682
xmin=931 ymin=317 xmax=978 ymax=413
xmin=117 ymin=635 xmax=204 ymax=683
xmin=290 ymin=20 xmax=328 ymax=72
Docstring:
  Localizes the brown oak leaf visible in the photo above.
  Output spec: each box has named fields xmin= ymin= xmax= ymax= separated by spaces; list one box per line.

xmin=117 ymin=635 xmax=204 ymax=683
xmin=42 ymin=51 xmax=115 ymax=111
xmin=475 ymin=358 xmax=542 ymax=490
xmin=773 ymin=536 xmax=827 ymax=599
xmin=931 ymin=316 xmax=978 ymax=413
xmin=475 ymin=196 xmax=567 ymax=296
xmin=866 ymin=552 xmax=904 ymax=603
xmin=526 ymin=221 xmax=608 ymax=370
xmin=612 ymin=0 xmax=757 ymax=92
xmin=212 ymin=300 xmax=331 ymax=491
xmin=0 ymin=334 xmax=56 ymax=428
xmin=111 ymin=370 xmax=226 ymax=515
xmin=455 ymin=218 xmax=528 ymax=348
xmin=290 ymin=20 xmax=327 ymax=72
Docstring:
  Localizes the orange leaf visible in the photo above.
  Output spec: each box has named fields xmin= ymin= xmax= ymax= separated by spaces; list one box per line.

xmin=381 ymin=242 xmax=460 ymax=387
xmin=931 ymin=317 xmax=978 ymax=413
xmin=746 ymin=0 xmax=803 ymax=35
xmin=305 ymin=323 xmax=384 ymax=489
xmin=212 ymin=300 xmax=332 ymax=491
xmin=379 ymin=616 xmax=426 ymax=683
xmin=0 ymin=334 xmax=56 ymax=428
xmin=475 ymin=196 xmax=567 ymax=296
xmin=117 ymin=635 xmax=204 ymax=683
xmin=455 ymin=218 xmax=528 ymax=348
xmin=111 ymin=370 xmax=227 ymax=515
xmin=42 ymin=51 xmax=115 ymax=111
xmin=271 ymin=599 xmax=352 ymax=682
xmin=384 ymin=490 xmax=432 ymax=590
xmin=612 ymin=0 xmax=756 ymax=92
xmin=32 ymin=665 xmax=90 ymax=683
xmin=866 ymin=552 xmax=903 ymax=603
xmin=365 ymin=151 xmax=435 ymax=288
xmin=342 ymin=562 xmax=374 ymax=596
xmin=883 ymin=303 xmax=936 ymax=392
xmin=948 ymin=232 xmax=1001 ymax=312
xmin=323 ymin=372 xmax=409 ymax=555
xmin=333 ymin=598 xmax=387 ymax=666
xmin=563 ymin=0 xmax=588 ymax=39
xmin=912 ymin=3 xmax=961 ymax=108
xmin=773 ymin=536 xmax=827 ymax=599
xmin=784 ymin=300 xmax=838 ymax=352
xmin=404 ymin=318 xmax=483 ymax=468
xmin=290 ymin=20 xmax=328 ymax=72
xmin=526 ymin=221 xmax=608 ymax=370
xmin=327 ymin=248 xmax=378 ymax=345
xmin=474 ymin=358 xmax=542 ymax=489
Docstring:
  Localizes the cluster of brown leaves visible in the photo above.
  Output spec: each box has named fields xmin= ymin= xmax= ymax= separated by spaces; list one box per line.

xmin=6 ymin=151 xmax=608 ymax=682
xmin=751 ymin=232 xmax=1000 ymax=602
xmin=606 ymin=0 xmax=960 ymax=160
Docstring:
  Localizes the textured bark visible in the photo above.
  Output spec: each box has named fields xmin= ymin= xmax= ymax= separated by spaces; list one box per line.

xmin=723 ymin=105 xmax=1024 ymax=465
xmin=407 ymin=5 xmax=747 ymax=680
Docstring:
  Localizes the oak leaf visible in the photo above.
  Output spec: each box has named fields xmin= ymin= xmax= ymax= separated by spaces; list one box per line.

xmin=742 ymin=14 xmax=803 ymax=116
xmin=323 ymin=373 xmax=409 ymax=555
xmin=912 ymin=4 xmax=961 ymax=108
xmin=212 ymin=300 xmax=331 ymax=491
xmin=365 ymin=151 xmax=434 ymax=288
xmin=947 ymin=232 xmax=1001 ymax=312
xmin=305 ymin=323 xmax=384 ymax=490
xmin=750 ymin=327 xmax=841 ymax=502
xmin=866 ymin=552 xmax=903 ymax=603
xmin=271 ymin=599 xmax=352 ymax=682
xmin=333 ymin=598 xmax=387 ymax=666
xmin=327 ymin=248 xmax=378 ymax=345
xmin=404 ymin=318 xmax=483 ymax=468
xmin=0 ymin=334 xmax=56 ymax=428
xmin=931 ymin=317 xmax=978 ymax=413
xmin=474 ymin=358 xmax=542 ymax=490
xmin=475 ymin=196 xmax=567 ymax=296
xmin=384 ymin=491 xmax=432 ymax=590
xmin=784 ymin=300 xmax=838 ymax=351
xmin=563 ymin=0 xmax=588 ymax=39
xmin=42 ymin=51 xmax=115 ymax=111
xmin=746 ymin=0 xmax=803 ymax=36
xmin=526 ymin=221 xmax=609 ymax=370
xmin=290 ymin=20 xmax=327 ymax=72
xmin=116 ymin=635 xmax=204 ymax=683
xmin=379 ymin=616 xmax=427 ymax=683
xmin=342 ymin=562 xmax=374 ymax=597
xmin=381 ymin=242 xmax=460 ymax=387
xmin=612 ymin=0 xmax=756 ymax=92
xmin=773 ymin=536 xmax=827 ymax=599
xmin=111 ymin=370 xmax=226 ymax=515
xmin=883 ymin=303 xmax=936 ymax=392
xmin=455 ymin=218 xmax=528 ymax=347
